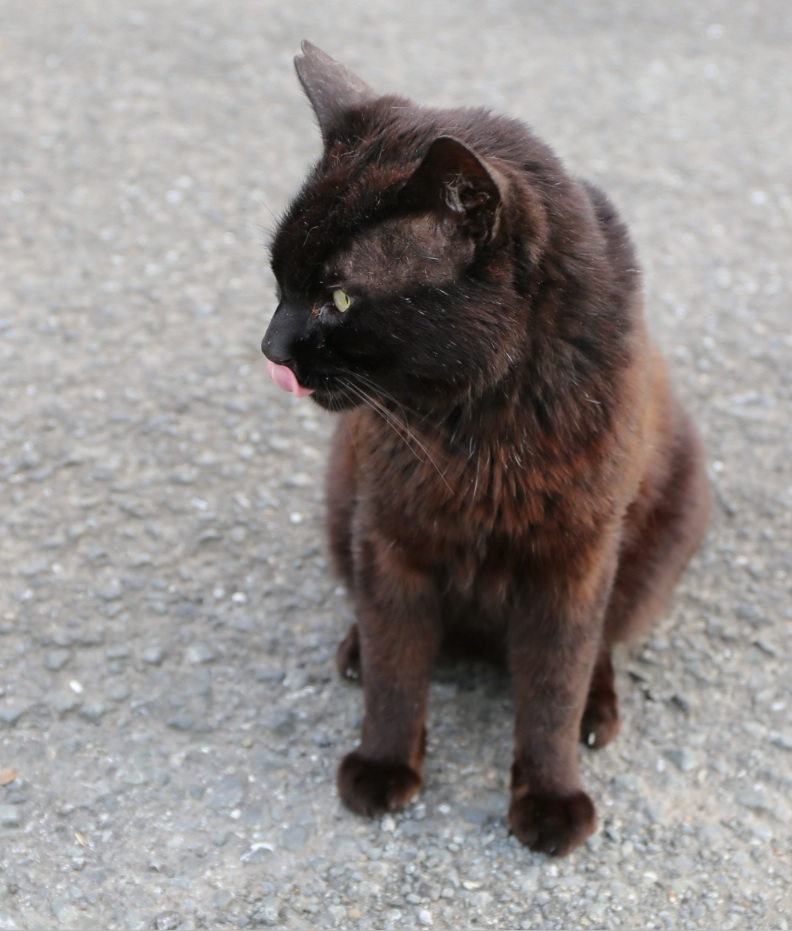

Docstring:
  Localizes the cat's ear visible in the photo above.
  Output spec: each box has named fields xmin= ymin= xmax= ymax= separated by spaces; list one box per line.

xmin=294 ymin=41 xmax=378 ymax=140
xmin=401 ymin=136 xmax=505 ymax=244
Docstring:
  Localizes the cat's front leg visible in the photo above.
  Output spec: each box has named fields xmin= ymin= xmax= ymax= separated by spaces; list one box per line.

xmin=507 ymin=544 xmax=617 ymax=856
xmin=337 ymin=532 xmax=442 ymax=817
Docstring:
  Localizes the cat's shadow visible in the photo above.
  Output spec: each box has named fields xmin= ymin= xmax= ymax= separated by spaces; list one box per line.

xmin=425 ymin=658 xmax=514 ymax=805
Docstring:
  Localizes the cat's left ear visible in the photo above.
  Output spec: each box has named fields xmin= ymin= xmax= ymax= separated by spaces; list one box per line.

xmin=401 ymin=136 xmax=506 ymax=244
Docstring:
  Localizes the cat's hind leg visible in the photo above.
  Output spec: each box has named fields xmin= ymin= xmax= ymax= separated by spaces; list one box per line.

xmin=581 ymin=404 xmax=709 ymax=750
xmin=580 ymin=649 xmax=620 ymax=749
xmin=605 ymin=404 xmax=709 ymax=648
xmin=336 ymin=623 xmax=362 ymax=681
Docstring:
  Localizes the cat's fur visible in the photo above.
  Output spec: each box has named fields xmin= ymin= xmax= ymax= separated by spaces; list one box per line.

xmin=262 ymin=42 xmax=709 ymax=856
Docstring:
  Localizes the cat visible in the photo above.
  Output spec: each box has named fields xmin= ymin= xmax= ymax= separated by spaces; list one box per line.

xmin=262 ymin=41 xmax=710 ymax=856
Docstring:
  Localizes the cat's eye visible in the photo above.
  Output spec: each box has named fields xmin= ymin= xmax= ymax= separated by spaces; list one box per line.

xmin=332 ymin=288 xmax=352 ymax=313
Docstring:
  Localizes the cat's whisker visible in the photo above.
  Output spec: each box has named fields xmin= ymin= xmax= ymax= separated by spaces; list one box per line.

xmin=349 ymin=372 xmax=435 ymax=429
xmin=351 ymin=375 xmax=444 ymax=444
xmin=342 ymin=377 xmax=453 ymax=492
xmin=345 ymin=384 xmax=422 ymax=457
xmin=343 ymin=379 xmax=422 ymax=450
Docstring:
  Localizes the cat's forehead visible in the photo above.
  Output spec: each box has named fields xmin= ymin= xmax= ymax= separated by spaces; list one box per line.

xmin=271 ymin=165 xmax=405 ymax=287
xmin=331 ymin=215 xmax=471 ymax=297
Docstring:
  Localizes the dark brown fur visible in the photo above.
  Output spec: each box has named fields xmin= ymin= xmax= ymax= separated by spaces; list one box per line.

xmin=262 ymin=42 xmax=709 ymax=856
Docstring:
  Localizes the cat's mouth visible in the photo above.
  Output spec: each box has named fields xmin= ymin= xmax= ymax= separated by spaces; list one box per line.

xmin=266 ymin=361 xmax=314 ymax=398
xmin=266 ymin=360 xmax=370 ymax=412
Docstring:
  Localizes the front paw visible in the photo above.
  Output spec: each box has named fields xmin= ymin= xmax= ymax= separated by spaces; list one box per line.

xmin=508 ymin=789 xmax=596 ymax=856
xmin=337 ymin=751 xmax=422 ymax=817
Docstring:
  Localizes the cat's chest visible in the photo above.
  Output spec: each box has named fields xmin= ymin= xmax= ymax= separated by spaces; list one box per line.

xmin=354 ymin=411 xmax=608 ymax=551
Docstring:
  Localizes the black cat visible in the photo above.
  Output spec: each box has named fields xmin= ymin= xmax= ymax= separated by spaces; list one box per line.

xmin=262 ymin=42 xmax=709 ymax=855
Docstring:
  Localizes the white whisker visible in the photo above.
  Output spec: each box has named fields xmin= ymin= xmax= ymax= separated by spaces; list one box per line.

xmin=342 ymin=376 xmax=453 ymax=492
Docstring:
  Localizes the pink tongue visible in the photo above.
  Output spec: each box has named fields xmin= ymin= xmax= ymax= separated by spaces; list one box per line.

xmin=267 ymin=360 xmax=314 ymax=398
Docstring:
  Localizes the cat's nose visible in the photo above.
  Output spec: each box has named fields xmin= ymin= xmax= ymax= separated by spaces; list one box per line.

xmin=260 ymin=329 xmax=292 ymax=365
xmin=261 ymin=301 xmax=300 ymax=364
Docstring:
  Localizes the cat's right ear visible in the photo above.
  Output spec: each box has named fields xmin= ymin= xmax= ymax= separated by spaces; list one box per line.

xmin=294 ymin=41 xmax=378 ymax=141
xmin=401 ymin=136 xmax=506 ymax=245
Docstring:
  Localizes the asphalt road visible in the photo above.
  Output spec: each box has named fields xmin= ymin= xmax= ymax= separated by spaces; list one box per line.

xmin=1 ymin=1 xmax=791 ymax=929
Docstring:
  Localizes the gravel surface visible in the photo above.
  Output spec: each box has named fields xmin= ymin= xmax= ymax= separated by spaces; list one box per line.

xmin=1 ymin=1 xmax=791 ymax=928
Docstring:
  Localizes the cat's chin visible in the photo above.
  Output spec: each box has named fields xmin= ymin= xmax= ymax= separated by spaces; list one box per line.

xmin=309 ymin=390 xmax=362 ymax=413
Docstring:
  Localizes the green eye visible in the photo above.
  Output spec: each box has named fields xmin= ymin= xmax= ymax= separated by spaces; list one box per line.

xmin=332 ymin=288 xmax=351 ymax=313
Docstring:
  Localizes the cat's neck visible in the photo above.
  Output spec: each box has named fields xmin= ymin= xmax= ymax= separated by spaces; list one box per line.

xmin=383 ymin=341 xmax=616 ymax=457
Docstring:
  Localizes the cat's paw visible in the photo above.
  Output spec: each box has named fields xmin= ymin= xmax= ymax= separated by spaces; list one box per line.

xmin=508 ymin=789 xmax=596 ymax=856
xmin=337 ymin=751 xmax=422 ymax=817
xmin=336 ymin=624 xmax=362 ymax=682
xmin=580 ymin=688 xmax=621 ymax=749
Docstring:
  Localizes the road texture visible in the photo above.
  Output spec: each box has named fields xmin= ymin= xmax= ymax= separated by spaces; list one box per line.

xmin=1 ymin=1 xmax=791 ymax=928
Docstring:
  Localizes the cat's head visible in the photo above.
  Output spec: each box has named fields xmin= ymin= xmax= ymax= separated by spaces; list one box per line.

xmin=263 ymin=42 xmax=548 ymax=413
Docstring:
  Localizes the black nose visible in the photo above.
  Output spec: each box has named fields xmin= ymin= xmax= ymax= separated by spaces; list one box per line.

xmin=261 ymin=301 xmax=302 ymax=364
xmin=261 ymin=331 xmax=286 ymax=362
xmin=261 ymin=325 xmax=290 ymax=364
